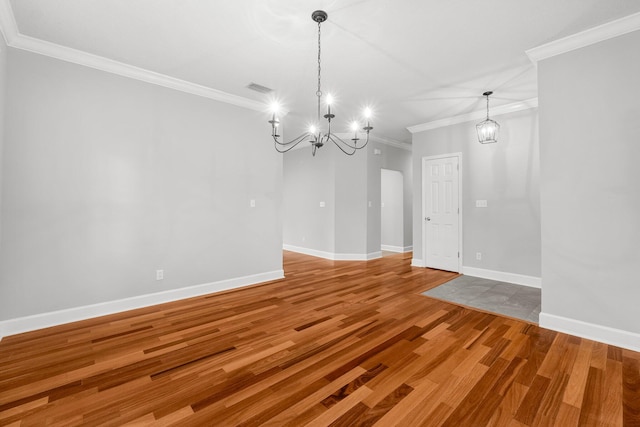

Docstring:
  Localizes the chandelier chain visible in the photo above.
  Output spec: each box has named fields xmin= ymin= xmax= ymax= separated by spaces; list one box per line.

xmin=316 ymin=21 xmax=322 ymax=124
xmin=486 ymin=94 xmax=489 ymax=120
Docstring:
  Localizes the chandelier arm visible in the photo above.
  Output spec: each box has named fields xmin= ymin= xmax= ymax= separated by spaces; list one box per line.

xmin=328 ymin=131 xmax=371 ymax=150
xmin=274 ymin=142 xmax=302 ymax=154
xmin=272 ymin=132 xmax=311 ymax=147
xmin=272 ymin=132 xmax=312 ymax=153
xmin=352 ymin=130 xmax=371 ymax=150
xmin=358 ymin=131 xmax=371 ymax=149
xmin=326 ymin=134 xmax=357 ymax=156
xmin=312 ymin=132 xmax=326 ymax=157
xmin=328 ymin=132 xmax=357 ymax=149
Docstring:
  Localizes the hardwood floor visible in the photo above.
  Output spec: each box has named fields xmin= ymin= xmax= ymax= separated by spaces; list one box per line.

xmin=1 ymin=251 xmax=639 ymax=426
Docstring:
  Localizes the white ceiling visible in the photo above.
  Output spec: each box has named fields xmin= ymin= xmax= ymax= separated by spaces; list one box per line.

xmin=5 ymin=0 xmax=640 ymax=144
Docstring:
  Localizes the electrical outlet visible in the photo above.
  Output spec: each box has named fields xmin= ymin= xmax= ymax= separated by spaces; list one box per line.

xmin=476 ymin=252 xmax=482 ymax=261
xmin=319 ymin=201 xmax=325 ymax=208
xmin=156 ymin=270 xmax=164 ymax=280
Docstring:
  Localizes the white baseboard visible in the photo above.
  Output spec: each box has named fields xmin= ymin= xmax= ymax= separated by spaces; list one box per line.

xmin=0 ymin=270 xmax=284 ymax=340
xmin=334 ymin=252 xmax=382 ymax=261
xmin=461 ymin=266 xmax=541 ymax=288
xmin=283 ymin=244 xmax=334 ymax=259
xmin=540 ymin=312 xmax=640 ymax=352
xmin=381 ymin=245 xmax=413 ymax=253
xmin=411 ymin=258 xmax=425 ymax=267
xmin=283 ymin=244 xmax=381 ymax=261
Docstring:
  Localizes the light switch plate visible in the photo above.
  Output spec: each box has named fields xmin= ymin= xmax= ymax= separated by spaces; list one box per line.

xmin=476 ymin=200 xmax=488 ymax=208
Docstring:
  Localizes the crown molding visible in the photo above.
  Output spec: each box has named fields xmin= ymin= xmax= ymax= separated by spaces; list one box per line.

xmin=370 ymin=135 xmax=412 ymax=151
xmin=11 ymin=34 xmax=268 ymax=112
xmin=526 ymin=12 xmax=640 ymax=64
xmin=407 ymin=98 xmax=538 ymax=134
xmin=0 ymin=0 xmax=269 ymax=112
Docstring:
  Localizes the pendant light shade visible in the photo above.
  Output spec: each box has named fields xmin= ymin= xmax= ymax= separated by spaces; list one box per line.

xmin=476 ymin=91 xmax=500 ymax=144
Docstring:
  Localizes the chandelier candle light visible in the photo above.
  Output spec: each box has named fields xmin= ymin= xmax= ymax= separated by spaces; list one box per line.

xmin=269 ymin=10 xmax=373 ymax=156
xmin=476 ymin=91 xmax=500 ymax=144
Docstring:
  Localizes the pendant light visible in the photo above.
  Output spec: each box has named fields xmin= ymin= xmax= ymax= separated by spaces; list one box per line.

xmin=476 ymin=91 xmax=499 ymax=144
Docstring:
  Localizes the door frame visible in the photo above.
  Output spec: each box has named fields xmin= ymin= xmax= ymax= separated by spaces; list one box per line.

xmin=421 ymin=153 xmax=463 ymax=272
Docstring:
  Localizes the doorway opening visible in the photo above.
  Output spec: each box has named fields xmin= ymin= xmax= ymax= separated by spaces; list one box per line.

xmin=381 ymin=169 xmax=404 ymax=255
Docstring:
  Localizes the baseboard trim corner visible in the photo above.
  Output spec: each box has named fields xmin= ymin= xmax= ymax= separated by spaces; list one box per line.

xmin=283 ymin=244 xmax=333 ymax=260
xmin=0 ymin=270 xmax=284 ymax=339
xmin=411 ymin=258 xmax=425 ymax=268
xmin=461 ymin=266 xmax=541 ymax=288
xmin=381 ymin=245 xmax=413 ymax=253
xmin=283 ymin=244 xmax=380 ymax=261
xmin=539 ymin=312 xmax=640 ymax=352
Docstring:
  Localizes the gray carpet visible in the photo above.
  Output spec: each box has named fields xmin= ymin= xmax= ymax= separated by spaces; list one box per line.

xmin=422 ymin=275 xmax=541 ymax=323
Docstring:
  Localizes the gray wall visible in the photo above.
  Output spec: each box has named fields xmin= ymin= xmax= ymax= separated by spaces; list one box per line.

xmin=412 ymin=108 xmax=540 ymax=277
xmin=0 ymin=36 xmax=7 ymax=254
xmin=366 ymin=143 xmax=382 ymax=255
xmin=381 ymin=169 xmax=404 ymax=249
xmin=283 ymin=138 xmax=412 ymax=258
xmin=0 ymin=48 xmax=283 ymax=321
xmin=282 ymin=144 xmax=336 ymax=253
xmin=335 ymin=145 xmax=368 ymax=255
xmin=282 ymin=142 xmax=368 ymax=256
xmin=539 ymin=30 xmax=640 ymax=333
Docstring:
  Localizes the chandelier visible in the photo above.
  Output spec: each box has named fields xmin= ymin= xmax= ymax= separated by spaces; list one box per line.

xmin=269 ymin=10 xmax=373 ymax=156
xmin=476 ymin=91 xmax=500 ymax=144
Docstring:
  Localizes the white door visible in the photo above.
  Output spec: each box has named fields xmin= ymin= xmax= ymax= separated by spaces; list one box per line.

xmin=423 ymin=155 xmax=460 ymax=272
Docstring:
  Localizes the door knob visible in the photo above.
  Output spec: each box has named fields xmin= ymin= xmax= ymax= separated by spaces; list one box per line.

xmin=426 ymin=217 xmax=431 ymax=221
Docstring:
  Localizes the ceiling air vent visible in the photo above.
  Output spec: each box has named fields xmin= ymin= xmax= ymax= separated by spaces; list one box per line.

xmin=246 ymin=82 xmax=273 ymax=94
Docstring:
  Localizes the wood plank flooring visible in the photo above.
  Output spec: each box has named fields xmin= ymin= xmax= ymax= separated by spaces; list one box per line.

xmin=1 ymin=251 xmax=639 ymax=426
